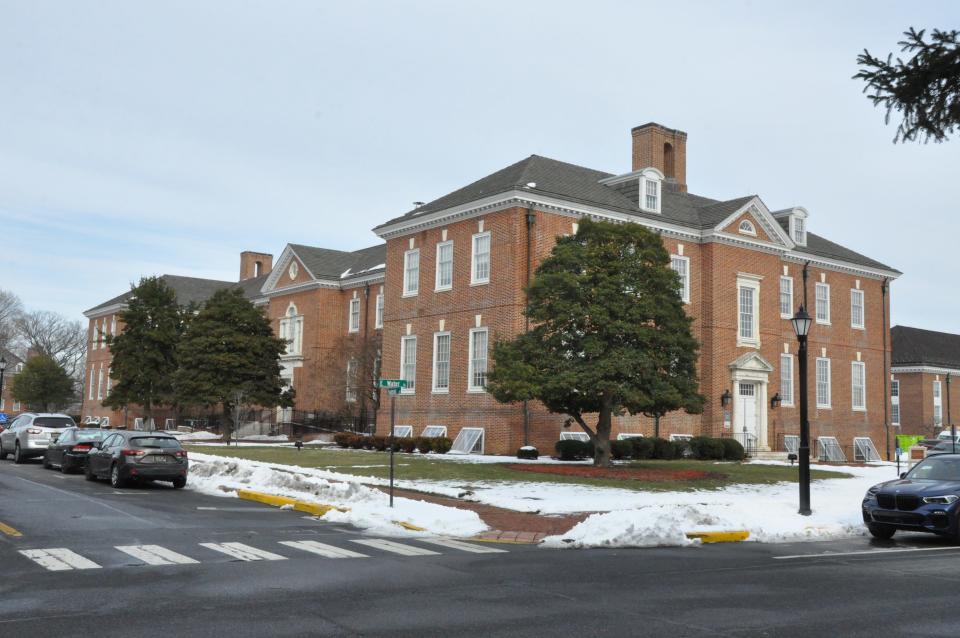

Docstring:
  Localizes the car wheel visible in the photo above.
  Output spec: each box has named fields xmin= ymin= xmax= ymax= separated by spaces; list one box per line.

xmin=42 ymin=453 xmax=52 ymax=470
xmin=172 ymin=476 xmax=186 ymax=489
xmin=110 ymin=463 xmax=125 ymax=489
xmin=13 ymin=443 xmax=24 ymax=464
xmin=85 ymin=463 xmax=97 ymax=481
xmin=60 ymin=458 xmax=72 ymax=474
xmin=0 ymin=440 xmax=7 ymax=460
xmin=868 ymin=523 xmax=896 ymax=540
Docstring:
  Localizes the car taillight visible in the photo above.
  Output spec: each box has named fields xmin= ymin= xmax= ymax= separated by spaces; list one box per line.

xmin=27 ymin=428 xmax=42 ymax=435
xmin=121 ymin=449 xmax=145 ymax=457
xmin=73 ymin=444 xmax=92 ymax=452
xmin=175 ymin=450 xmax=187 ymax=458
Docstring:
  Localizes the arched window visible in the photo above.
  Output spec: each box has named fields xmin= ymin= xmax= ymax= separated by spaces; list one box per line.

xmin=279 ymin=303 xmax=303 ymax=356
xmin=738 ymin=220 xmax=757 ymax=236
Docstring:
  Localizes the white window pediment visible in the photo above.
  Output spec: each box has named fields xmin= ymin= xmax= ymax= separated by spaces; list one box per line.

xmin=729 ymin=351 xmax=775 ymax=374
xmin=715 ymin=199 xmax=792 ymax=248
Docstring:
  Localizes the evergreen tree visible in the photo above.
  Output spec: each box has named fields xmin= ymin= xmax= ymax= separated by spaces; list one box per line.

xmin=10 ymin=354 xmax=75 ymax=411
xmin=104 ymin=277 xmax=184 ymax=429
xmin=175 ymin=289 xmax=291 ymax=442
xmin=487 ymin=219 xmax=704 ymax=466
xmin=855 ymin=28 xmax=960 ymax=142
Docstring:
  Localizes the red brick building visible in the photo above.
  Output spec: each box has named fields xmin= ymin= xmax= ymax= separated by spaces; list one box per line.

xmin=373 ymin=123 xmax=901 ymax=458
xmin=0 ymin=349 xmax=26 ymax=420
xmin=891 ymin=326 xmax=960 ymax=437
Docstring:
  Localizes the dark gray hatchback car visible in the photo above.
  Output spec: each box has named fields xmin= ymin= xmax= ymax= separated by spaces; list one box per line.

xmin=85 ymin=431 xmax=188 ymax=489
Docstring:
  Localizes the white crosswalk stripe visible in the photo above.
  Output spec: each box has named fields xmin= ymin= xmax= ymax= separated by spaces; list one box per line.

xmin=350 ymin=538 xmax=441 ymax=556
xmin=416 ymin=538 xmax=509 ymax=554
xmin=199 ymin=542 xmax=287 ymax=561
xmin=279 ymin=540 xmax=369 ymax=559
xmin=116 ymin=545 xmax=199 ymax=565
xmin=20 ymin=548 xmax=101 ymax=571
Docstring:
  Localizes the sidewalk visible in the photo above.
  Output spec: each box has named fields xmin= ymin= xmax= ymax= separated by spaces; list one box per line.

xmin=378 ymin=486 xmax=590 ymax=543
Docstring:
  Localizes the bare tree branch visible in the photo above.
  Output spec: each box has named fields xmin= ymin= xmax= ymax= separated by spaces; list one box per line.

xmin=15 ymin=310 xmax=87 ymax=383
xmin=0 ymin=289 xmax=23 ymax=353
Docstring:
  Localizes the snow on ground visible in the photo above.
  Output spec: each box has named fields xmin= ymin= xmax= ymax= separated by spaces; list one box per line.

xmin=186 ymin=452 xmax=486 ymax=538
xmin=542 ymin=462 xmax=899 ymax=549
xmin=170 ymin=431 xmax=221 ymax=442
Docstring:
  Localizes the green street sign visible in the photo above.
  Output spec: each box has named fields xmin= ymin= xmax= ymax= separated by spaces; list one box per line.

xmin=379 ymin=379 xmax=407 ymax=389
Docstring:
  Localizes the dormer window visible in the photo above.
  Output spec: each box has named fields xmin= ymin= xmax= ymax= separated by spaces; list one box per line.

xmin=793 ymin=217 xmax=806 ymax=245
xmin=638 ymin=168 xmax=663 ymax=214
xmin=644 ymin=179 xmax=659 ymax=211
xmin=738 ymin=220 xmax=757 ymax=236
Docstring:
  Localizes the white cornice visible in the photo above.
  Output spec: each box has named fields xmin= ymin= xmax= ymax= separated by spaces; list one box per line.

xmin=711 ymin=197 xmax=795 ymax=249
xmin=892 ymin=365 xmax=960 ymax=376
xmin=83 ymin=303 xmax=126 ymax=319
xmin=783 ymin=252 xmax=900 ymax=281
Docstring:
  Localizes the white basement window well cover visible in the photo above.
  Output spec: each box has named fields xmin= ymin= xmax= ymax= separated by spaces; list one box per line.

xmin=391 ymin=425 xmax=413 ymax=438
xmin=817 ymin=436 xmax=846 ymax=462
xmin=560 ymin=431 xmax=590 ymax=442
xmin=421 ymin=425 xmax=447 ymax=438
xmin=854 ymin=437 xmax=881 ymax=463
xmin=617 ymin=433 xmax=644 ymax=440
xmin=783 ymin=435 xmax=799 ymax=455
xmin=449 ymin=427 xmax=484 ymax=455
xmin=669 ymin=434 xmax=693 ymax=442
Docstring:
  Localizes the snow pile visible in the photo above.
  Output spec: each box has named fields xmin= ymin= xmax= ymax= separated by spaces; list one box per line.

xmin=186 ymin=452 xmax=486 ymax=538
xmin=171 ymin=431 xmax=221 ymax=441
xmin=542 ymin=462 xmax=897 ymax=548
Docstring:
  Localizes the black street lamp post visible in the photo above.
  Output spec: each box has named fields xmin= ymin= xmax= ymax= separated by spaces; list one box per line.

xmin=0 ymin=357 xmax=6 ymax=413
xmin=791 ymin=306 xmax=812 ymax=516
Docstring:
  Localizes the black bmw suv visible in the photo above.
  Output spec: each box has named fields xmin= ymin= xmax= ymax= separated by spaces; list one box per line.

xmin=85 ymin=431 xmax=188 ymax=489
xmin=862 ymin=453 xmax=960 ymax=540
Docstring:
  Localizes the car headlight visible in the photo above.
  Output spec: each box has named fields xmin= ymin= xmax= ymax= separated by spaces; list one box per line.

xmin=866 ymin=485 xmax=881 ymax=497
xmin=922 ymin=495 xmax=960 ymax=505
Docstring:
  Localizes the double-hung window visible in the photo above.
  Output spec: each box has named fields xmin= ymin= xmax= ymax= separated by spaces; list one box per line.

xmin=670 ymin=256 xmax=690 ymax=303
xmin=88 ymin=366 xmax=95 ymax=400
xmin=816 ymin=358 xmax=831 ymax=408
xmin=432 ymin=332 xmax=451 ymax=393
xmin=737 ymin=276 xmax=760 ymax=346
xmin=375 ymin=292 xmax=384 ymax=329
xmin=850 ymin=289 xmax=864 ymax=329
xmin=435 ymin=241 xmax=453 ymax=291
xmin=345 ymin=359 xmax=358 ymax=402
xmin=403 ymin=249 xmax=420 ymax=296
xmin=851 ymin=361 xmax=866 ymax=411
xmin=780 ymin=354 xmax=794 ymax=406
xmin=96 ymin=364 xmax=104 ymax=401
xmin=815 ymin=283 xmax=830 ymax=324
xmin=793 ymin=217 xmax=806 ymax=244
xmin=280 ymin=305 xmax=303 ymax=356
xmin=471 ymin=233 xmax=490 ymax=285
xmin=934 ymin=380 xmax=943 ymax=426
xmin=348 ymin=298 xmax=361 ymax=333
xmin=400 ymin=336 xmax=417 ymax=393
xmin=468 ymin=328 xmax=489 ymax=391
xmin=891 ymin=380 xmax=900 ymax=426
xmin=645 ymin=178 xmax=659 ymax=211
xmin=779 ymin=276 xmax=793 ymax=318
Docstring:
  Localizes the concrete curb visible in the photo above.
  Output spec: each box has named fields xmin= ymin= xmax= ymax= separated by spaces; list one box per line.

xmin=236 ymin=489 xmax=349 ymax=517
xmin=685 ymin=530 xmax=751 ymax=543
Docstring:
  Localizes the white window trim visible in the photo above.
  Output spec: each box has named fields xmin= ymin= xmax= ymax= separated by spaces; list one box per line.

xmin=670 ymin=255 xmax=690 ymax=304
xmin=736 ymin=275 xmax=761 ymax=348
xmin=816 ymin=357 xmax=832 ymax=409
xmin=850 ymin=289 xmax=865 ymax=330
xmin=891 ymin=380 xmax=901 ymax=426
xmin=431 ymin=331 xmax=451 ymax=394
xmin=780 ymin=353 xmax=794 ymax=407
xmin=639 ymin=174 xmax=662 ymax=214
xmin=422 ymin=425 xmax=447 ymax=438
xmin=435 ymin=240 xmax=454 ymax=292
xmin=374 ymin=293 xmax=384 ymax=329
xmin=779 ymin=276 xmax=793 ymax=319
xmin=88 ymin=366 xmax=95 ymax=401
xmin=96 ymin=365 xmax=104 ymax=401
xmin=934 ymin=380 xmax=943 ymax=426
xmin=345 ymin=359 xmax=358 ymax=403
xmin=403 ymin=249 xmax=420 ymax=297
xmin=399 ymin=335 xmax=416 ymax=394
xmin=470 ymin=232 xmax=491 ymax=286
xmin=348 ymin=298 xmax=361 ymax=333
xmin=851 ymin=361 xmax=866 ymax=412
xmin=467 ymin=327 xmax=489 ymax=393
xmin=280 ymin=304 xmax=304 ymax=357
xmin=738 ymin=220 xmax=757 ymax=236
xmin=791 ymin=215 xmax=807 ymax=246
xmin=815 ymin=282 xmax=831 ymax=325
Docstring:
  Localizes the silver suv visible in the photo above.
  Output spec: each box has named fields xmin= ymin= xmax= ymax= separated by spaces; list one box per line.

xmin=0 ymin=413 xmax=76 ymax=464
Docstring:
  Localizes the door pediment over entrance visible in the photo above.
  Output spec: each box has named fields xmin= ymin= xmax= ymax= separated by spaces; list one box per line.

xmin=729 ymin=351 xmax=774 ymax=374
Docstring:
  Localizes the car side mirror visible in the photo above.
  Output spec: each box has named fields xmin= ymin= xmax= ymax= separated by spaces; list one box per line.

xmin=900 ymin=472 xmax=907 ymax=479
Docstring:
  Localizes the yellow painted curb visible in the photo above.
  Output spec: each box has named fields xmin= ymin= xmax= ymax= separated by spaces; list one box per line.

xmin=236 ymin=489 xmax=349 ymax=517
xmin=0 ymin=521 xmax=23 ymax=538
xmin=685 ymin=530 xmax=750 ymax=543
xmin=468 ymin=537 xmax=541 ymax=545
xmin=393 ymin=521 xmax=427 ymax=532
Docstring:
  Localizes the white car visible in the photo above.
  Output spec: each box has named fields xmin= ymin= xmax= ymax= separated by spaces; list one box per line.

xmin=0 ymin=413 xmax=76 ymax=464
xmin=936 ymin=430 xmax=960 ymax=442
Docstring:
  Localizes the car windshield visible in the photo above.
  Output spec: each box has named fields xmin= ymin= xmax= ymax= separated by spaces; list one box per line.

xmin=131 ymin=437 xmax=181 ymax=449
xmin=909 ymin=456 xmax=960 ymax=481
xmin=34 ymin=417 xmax=75 ymax=429
xmin=77 ymin=430 xmax=106 ymax=441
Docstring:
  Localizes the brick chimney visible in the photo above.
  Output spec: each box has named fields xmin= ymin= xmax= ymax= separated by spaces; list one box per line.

xmin=631 ymin=123 xmax=687 ymax=193
xmin=239 ymin=251 xmax=273 ymax=281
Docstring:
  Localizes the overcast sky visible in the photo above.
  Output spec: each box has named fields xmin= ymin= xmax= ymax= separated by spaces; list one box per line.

xmin=1 ymin=1 xmax=958 ymax=331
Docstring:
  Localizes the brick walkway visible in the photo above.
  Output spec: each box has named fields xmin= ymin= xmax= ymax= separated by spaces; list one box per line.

xmin=378 ymin=486 xmax=590 ymax=544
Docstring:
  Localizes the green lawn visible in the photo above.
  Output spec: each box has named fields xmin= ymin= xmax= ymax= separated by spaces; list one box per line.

xmin=186 ymin=445 xmax=852 ymax=492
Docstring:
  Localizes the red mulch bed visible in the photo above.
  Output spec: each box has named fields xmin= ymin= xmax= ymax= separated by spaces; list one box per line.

xmin=505 ymin=464 xmax=726 ymax=482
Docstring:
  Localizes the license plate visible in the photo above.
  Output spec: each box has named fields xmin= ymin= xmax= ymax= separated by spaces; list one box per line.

xmin=144 ymin=455 xmax=173 ymax=464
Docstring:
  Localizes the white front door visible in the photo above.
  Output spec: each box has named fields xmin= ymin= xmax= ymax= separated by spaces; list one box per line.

xmin=737 ymin=382 xmax=758 ymax=446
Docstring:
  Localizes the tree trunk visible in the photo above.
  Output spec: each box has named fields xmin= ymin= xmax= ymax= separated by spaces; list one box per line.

xmin=594 ymin=402 xmax=613 ymax=467
xmin=654 ymin=414 xmax=661 ymax=438
xmin=222 ymin=403 xmax=233 ymax=444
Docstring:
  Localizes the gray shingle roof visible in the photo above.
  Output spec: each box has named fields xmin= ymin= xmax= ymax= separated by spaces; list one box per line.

xmin=290 ymin=244 xmax=385 ymax=280
xmin=85 ymin=274 xmax=265 ymax=315
xmin=375 ymin=154 xmax=897 ymax=273
xmin=893 ymin=326 xmax=960 ymax=369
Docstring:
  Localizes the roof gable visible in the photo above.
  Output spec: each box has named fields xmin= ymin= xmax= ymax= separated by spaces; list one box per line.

xmin=710 ymin=197 xmax=793 ymax=247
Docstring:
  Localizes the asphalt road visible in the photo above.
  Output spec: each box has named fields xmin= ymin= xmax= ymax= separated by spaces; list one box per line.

xmin=3 ymin=457 xmax=960 ymax=637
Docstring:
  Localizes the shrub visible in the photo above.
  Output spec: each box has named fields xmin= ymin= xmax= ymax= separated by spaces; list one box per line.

xmin=650 ymin=438 xmax=680 ymax=460
xmin=334 ymin=432 xmax=353 ymax=448
xmin=371 ymin=435 xmax=388 ymax=451
xmin=629 ymin=437 xmax=654 ymax=460
xmin=555 ymin=439 xmax=593 ymax=461
xmin=517 ymin=446 xmax=539 ymax=460
xmin=432 ymin=437 xmax=453 ymax=454
xmin=348 ymin=435 xmax=364 ymax=450
xmin=720 ymin=438 xmax=746 ymax=461
xmin=689 ymin=436 xmax=725 ymax=460
xmin=361 ymin=435 xmax=376 ymax=450
xmin=399 ymin=438 xmax=417 ymax=454
xmin=416 ymin=437 xmax=432 ymax=454
xmin=610 ymin=439 xmax=633 ymax=460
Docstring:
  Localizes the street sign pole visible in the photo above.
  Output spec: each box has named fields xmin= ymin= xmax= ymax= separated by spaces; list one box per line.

xmin=378 ymin=379 xmax=406 ymax=509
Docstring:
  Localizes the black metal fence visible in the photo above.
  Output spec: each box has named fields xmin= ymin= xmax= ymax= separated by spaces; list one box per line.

xmin=150 ymin=409 xmax=375 ymax=440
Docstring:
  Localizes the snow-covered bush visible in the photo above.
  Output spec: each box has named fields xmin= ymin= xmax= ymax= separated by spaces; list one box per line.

xmin=517 ymin=446 xmax=539 ymax=460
